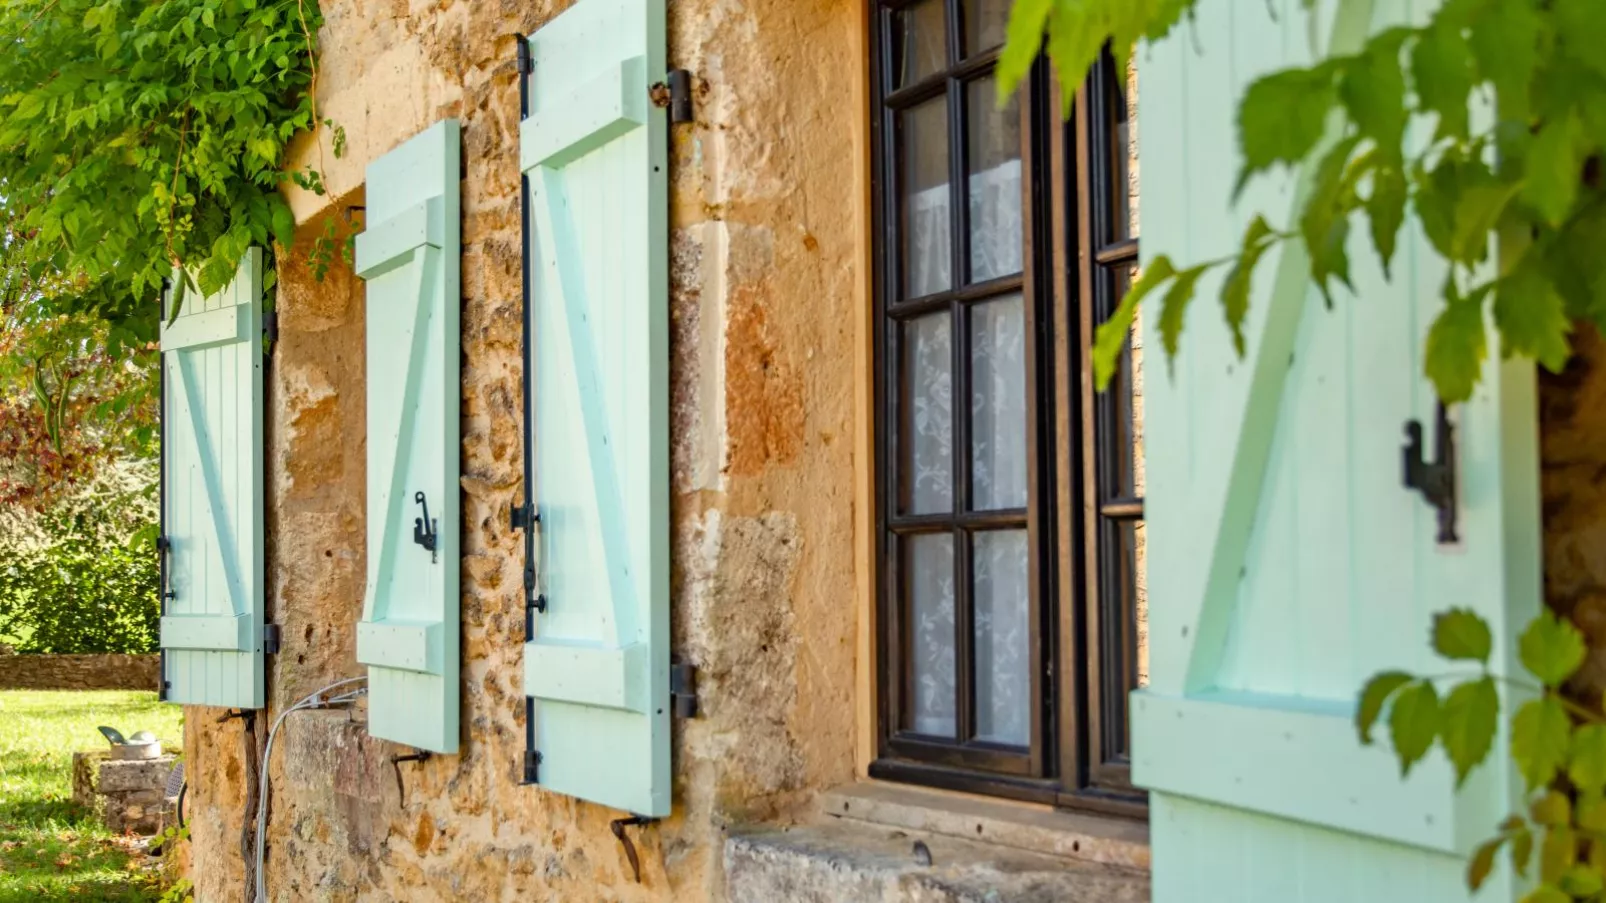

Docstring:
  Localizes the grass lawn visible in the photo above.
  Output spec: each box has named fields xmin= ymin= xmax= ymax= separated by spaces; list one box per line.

xmin=0 ymin=690 xmax=183 ymax=902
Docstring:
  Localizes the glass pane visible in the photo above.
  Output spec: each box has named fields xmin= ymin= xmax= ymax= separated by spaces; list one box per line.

xmin=907 ymin=533 xmax=957 ymax=738
xmin=901 ymin=312 xmax=953 ymax=514
xmin=974 ymin=529 xmax=1030 ymax=746
xmin=967 ymin=75 xmax=1022 ymax=283
xmin=893 ymin=0 xmax=946 ymax=88
xmin=1103 ymin=266 xmax=1140 ymax=499
xmin=1108 ymin=57 xmax=1137 ymax=243
xmin=901 ymin=97 xmax=951 ymax=297
xmin=969 ymin=294 xmax=1027 ymax=510
xmin=963 ymin=0 xmax=1011 ymax=56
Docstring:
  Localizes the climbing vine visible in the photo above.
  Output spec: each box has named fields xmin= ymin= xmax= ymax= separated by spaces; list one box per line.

xmin=0 ymin=0 xmax=334 ymax=351
xmin=1001 ymin=0 xmax=1606 ymax=404
xmin=1003 ymin=1 xmax=1606 ymax=898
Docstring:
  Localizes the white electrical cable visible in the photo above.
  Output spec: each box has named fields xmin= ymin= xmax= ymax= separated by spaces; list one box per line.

xmin=253 ymin=677 xmax=368 ymax=903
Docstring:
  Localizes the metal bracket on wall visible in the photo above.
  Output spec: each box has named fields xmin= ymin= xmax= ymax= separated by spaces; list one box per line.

xmin=521 ymin=749 xmax=542 ymax=786
xmin=1402 ymin=402 xmax=1459 ymax=544
xmin=217 ymin=709 xmax=257 ymax=730
xmin=610 ymin=815 xmax=659 ymax=883
xmin=263 ymin=624 xmax=282 ymax=656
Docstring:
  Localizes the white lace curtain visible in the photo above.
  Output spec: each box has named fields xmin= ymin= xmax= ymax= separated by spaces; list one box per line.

xmin=904 ymin=159 xmax=1031 ymax=747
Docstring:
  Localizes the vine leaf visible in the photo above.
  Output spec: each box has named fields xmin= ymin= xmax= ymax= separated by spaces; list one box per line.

xmin=1432 ymin=607 xmax=1492 ymax=664
xmin=1512 ymin=697 xmax=1572 ymax=791
xmin=1411 ymin=16 xmax=1475 ymax=140
xmin=1423 ymin=281 xmax=1490 ymax=405
xmin=1572 ymin=726 xmax=1606 ymax=794
xmin=1542 ymin=827 xmax=1579 ymax=885
xmin=1531 ymin=789 xmax=1572 ymax=827
xmin=1093 ymin=255 xmax=1175 ymax=390
xmin=1388 ymin=680 xmax=1441 ymax=776
xmin=1440 ymin=676 xmax=1497 ymax=786
xmin=1520 ymin=611 xmax=1587 ymax=688
xmin=1339 ymin=28 xmax=1410 ymax=161
xmin=1521 ymin=885 xmax=1571 ymax=903
xmin=1235 ymin=62 xmax=1340 ymax=198
xmin=1468 ymin=835 xmax=1504 ymax=891
xmin=1562 ymin=866 xmax=1605 ymax=899
xmin=1526 ymin=110 xmax=1583 ymax=227
xmin=1366 ymin=164 xmax=1407 ymax=280
xmin=1157 ymin=264 xmax=1208 ymax=362
xmin=1356 ymin=670 xmax=1412 ymax=744
xmin=1221 ymin=216 xmax=1278 ymax=356
xmin=1495 ymin=259 xmax=1572 ymax=373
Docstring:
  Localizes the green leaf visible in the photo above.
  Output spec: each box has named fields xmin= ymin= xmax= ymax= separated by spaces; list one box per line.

xmin=1525 ymin=110 xmax=1584 ymax=227
xmin=1520 ymin=886 xmax=1571 ymax=903
xmin=1357 ymin=670 xmax=1413 ymax=744
xmin=1300 ymin=135 xmax=1362 ymax=304
xmin=1512 ymin=697 xmax=1572 ymax=790
xmin=1432 ymin=608 xmax=1492 ymax=663
xmin=1411 ymin=16 xmax=1475 ymax=139
xmin=1451 ymin=182 xmax=1520 ymax=265
xmin=1531 ymin=789 xmax=1572 ymax=827
xmin=1495 ymin=260 xmax=1573 ymax=373
xmin=1514 ymin=824 xmax=1536 ymax=877
xmin=1339 ymin=29 xmax=1410 ymax=159
xmin=1468 ymin=0 xmax=1543 ymax=103
xmin=1388 ymin=680 xmax=1441 ymax=776
xmin=1571 ymin=726 xmax=1606 ymax=793
xmin=1157 ymin=265 xmax=1208 ymax=363
xmin=1467 ymin=835 xmax=1504 ymax=891
xmin=1560 ymin=865 xmax=1604 ymax=899
xmin=1236 ymin=63 xmax=1340 ymax=197
xmin=1220 ymin=216 xmax=1278 ymax=356
xmin=1577 ymin=791 xmax=1606 ymax=832
xmin=996 ymin=0 xmax=1052 ymax=103
xmin=1520 ymin=611 xmax=1588 ymax=687
xmin=1541 ymin=826 xmax=1578 ymax=885
xmin=1441 ymin=676 xmax=1498 ymax=786
xmin=1423 ymin=281 xmax=1489 ymax=404
xmin=1366 ymin=164 xmax=1407 ymax=279
xmin=1094 ymin=255 xmax=1176 ymax=391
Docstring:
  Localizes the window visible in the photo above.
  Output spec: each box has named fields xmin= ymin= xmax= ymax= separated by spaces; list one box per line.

xmin=870 ymin=0 xmax=1145 ymax=813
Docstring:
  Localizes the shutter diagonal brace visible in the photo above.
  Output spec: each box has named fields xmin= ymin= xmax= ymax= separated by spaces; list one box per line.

xmin=359 ymin=244 xmax=438 ymax=626
xmin=529 ymin=163 xmax=641 ymax=648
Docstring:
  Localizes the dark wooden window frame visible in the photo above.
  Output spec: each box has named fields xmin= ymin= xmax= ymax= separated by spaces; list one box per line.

xmin=869 ymin=0 xmax=1145 ymax=817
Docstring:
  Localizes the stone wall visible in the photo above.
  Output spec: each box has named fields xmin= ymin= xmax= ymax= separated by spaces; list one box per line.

xmin=0 ymin=653 xmax=159 ymax=691
xmin=180 ymin=0 xmax=866 ymax=900
xmin=71 ymin=751 xmax=179 ymax=835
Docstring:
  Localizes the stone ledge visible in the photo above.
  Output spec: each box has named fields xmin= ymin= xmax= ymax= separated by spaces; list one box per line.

xmin=820 ymin=781 xmax=1150 ymax=871
xmin=725 ymin=819 xmax=1149 ymax=903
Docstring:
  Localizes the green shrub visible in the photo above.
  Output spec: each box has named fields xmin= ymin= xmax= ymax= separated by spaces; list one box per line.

xmin=0 ymin=462 xmax=158 ymax=655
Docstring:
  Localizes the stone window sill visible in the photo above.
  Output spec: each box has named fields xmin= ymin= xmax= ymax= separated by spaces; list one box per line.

xmin=817 ymin=781 xmax=1149 ymax=872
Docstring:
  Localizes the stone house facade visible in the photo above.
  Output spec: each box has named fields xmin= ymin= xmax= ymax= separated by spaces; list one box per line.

xmin=168 ymin=0 xmax=1606 ymax=899
xmin=175 ymin=0 xmax=1155 ymax=900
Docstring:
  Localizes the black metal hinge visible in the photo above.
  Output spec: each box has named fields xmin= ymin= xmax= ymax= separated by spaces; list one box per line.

xmin=670 ymin=657 xmax=698 ymax=718
xmin=510 ymin=502 xmax=537 ymax=532
xmin=522 ymin=749 xmax=542 ymax=785
xmin=263 ymin=309 xmax=279 ymax=347
xmin=650 ymin=69 xmax=694 ymax=124
xmin=1403 ymin=402 xmax=1459 ymax=544
xmin=515 ymin=37 xmax=532 ymax=77
xmin=263 ymin=623 xmax=282 ymax=656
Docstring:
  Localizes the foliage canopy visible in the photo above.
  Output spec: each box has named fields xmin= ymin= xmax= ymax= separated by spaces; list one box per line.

xmin=1001 ymin=0 xmax=1606 ymax=403
xmin=0 ymin=0 xmax=326 ymax=351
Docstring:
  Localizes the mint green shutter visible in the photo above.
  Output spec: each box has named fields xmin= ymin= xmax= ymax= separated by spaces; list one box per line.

xmin=355 ymin=119 xmax=463 ymax=754
xmin=160 ymin=249 xmax=266 ymax=710
xmin=1132 ymin=1 xmax=1536 ymax=899
xmin=521 ymin=0 xmax=670 ymax=817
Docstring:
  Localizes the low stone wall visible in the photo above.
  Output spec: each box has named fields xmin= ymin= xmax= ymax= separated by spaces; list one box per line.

xmin=0 ymin=653 xmax=160 ymax=691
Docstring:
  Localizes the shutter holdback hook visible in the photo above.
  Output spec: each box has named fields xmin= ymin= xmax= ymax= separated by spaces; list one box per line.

xmin=611 ymin=815 xmax=658 ymax=883
xmin=413 ymin=491 xmax=439 ymax=563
